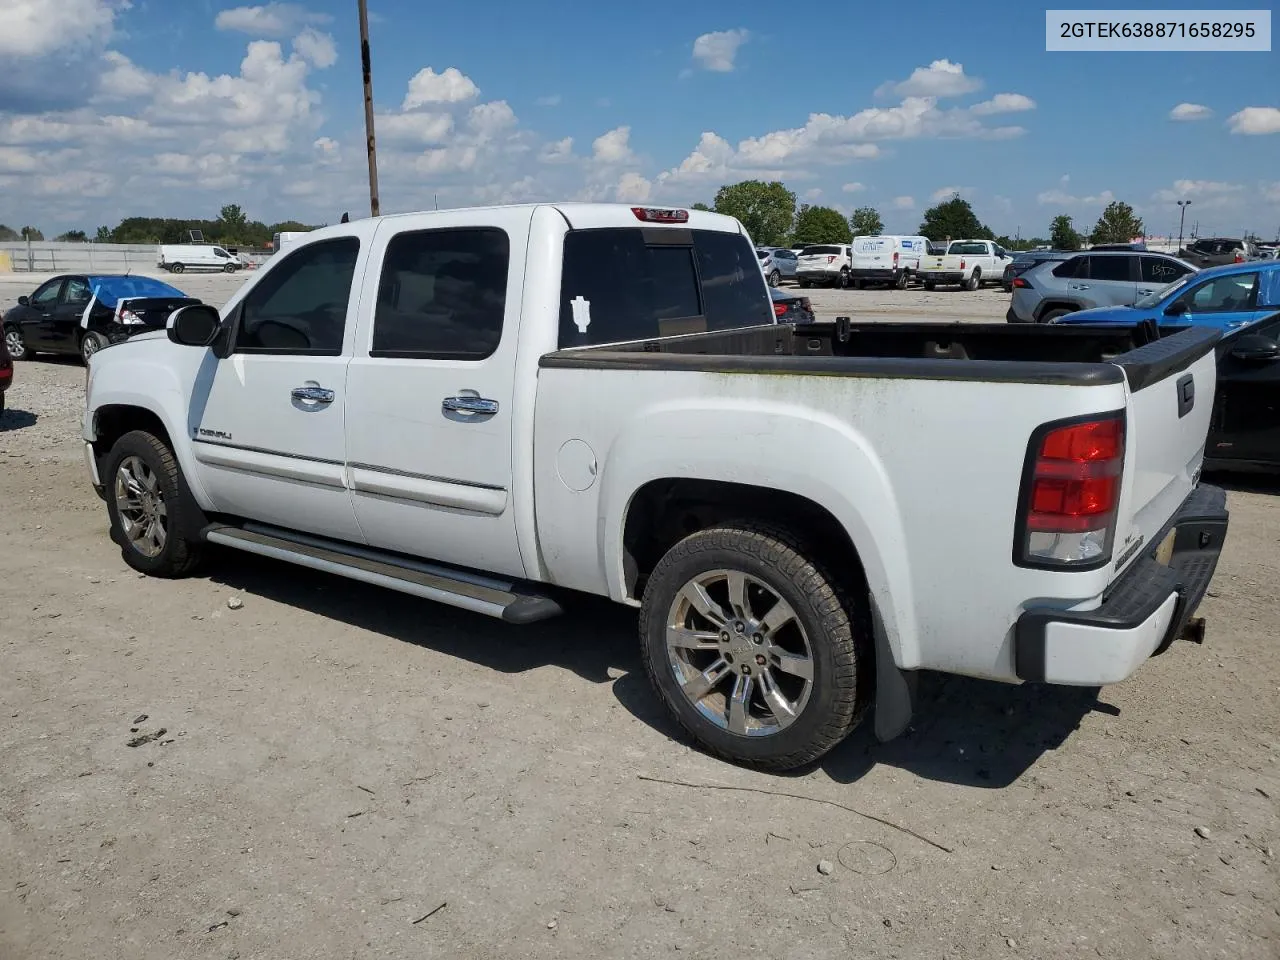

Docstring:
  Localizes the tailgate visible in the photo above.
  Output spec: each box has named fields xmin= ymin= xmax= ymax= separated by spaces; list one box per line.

xmin=920 ymin=257 xmax=952 ymax=272
xmin=121 ymin=297 xmax=202 ymax=327
xmin=1110 ymin=326 xmax=1220 ymax=576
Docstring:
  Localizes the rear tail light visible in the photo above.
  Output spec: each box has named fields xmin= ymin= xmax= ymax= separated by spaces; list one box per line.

xmin=1015 ymin=414 xmax=1125 ymax=568
xmin=827 ymin=255 xmax=836 ymax=264
xmin=1012 ymin=277 xmax=1031 ymax=289
xmin=773 ymin=301 xmax=788 ymax=319
xmin=1234 ymin=252 xmax=1245 ymax=263
xmin=960 ymin=259 xmax=966 ymax=270
xmin=631 ymin=207 xmax=689 ymax=224
xmin=892 ymin=251 xmax=899 ymax=267
xmin=117 ymin=308 xmax=145 ymax=325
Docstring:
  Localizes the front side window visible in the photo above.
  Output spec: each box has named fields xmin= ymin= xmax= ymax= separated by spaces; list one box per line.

xmin=372 ymin=227 xmax=509 ymax=360
xmin=1185 ymin=273 xmax=1259 ymax=312
xmin=31 ymin=280 xmax=62 ymax=307
xmin=236 ymin=237 xmax=359 ymax=355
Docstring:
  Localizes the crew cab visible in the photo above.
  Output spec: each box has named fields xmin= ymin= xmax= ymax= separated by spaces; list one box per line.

xmin=82 ymin=203 xmax=1229 ymax=772
xmin=920 ymin=239 xmax=1009 ymax=291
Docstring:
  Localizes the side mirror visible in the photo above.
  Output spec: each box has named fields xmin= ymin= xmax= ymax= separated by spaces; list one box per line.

xmin=1230 ymin=333 xmax=1280 ymax=362
xmin=1165 ymin=300 xmax=1188 ymax=317
xmin=167 ymin=304 xmax=221 ymax=347
xmin=17 ymin=296 xmax=29 ymax=306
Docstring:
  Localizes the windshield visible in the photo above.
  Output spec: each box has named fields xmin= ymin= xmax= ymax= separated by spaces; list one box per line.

xmin=86 ymin=275 xmax=189 ymax=307
xmin=1135 ymin=274 xmax=1192 ymax=308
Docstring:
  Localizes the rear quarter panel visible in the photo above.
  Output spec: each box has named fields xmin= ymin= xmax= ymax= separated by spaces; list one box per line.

xmin=533 ymin=364 xmax=1131 ymax=681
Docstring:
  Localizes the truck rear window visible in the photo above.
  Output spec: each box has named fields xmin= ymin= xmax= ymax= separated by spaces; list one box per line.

xmin=559 ymin=228 xmax=771 ymax=348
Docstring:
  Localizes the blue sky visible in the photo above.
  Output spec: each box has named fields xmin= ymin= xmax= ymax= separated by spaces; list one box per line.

xmin=1 ymin=0 xmax=1277 ymax=238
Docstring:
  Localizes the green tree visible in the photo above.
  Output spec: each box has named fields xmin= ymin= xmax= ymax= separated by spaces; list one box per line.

xmin=792 ymin=204 xmax=852 ymax=246
xmin=1049 ymin=214 xmax=1083 ymax=250
xmin=95 ymin=225 xmax=113 ymax=242
xmin=219 ymin=203 xmax=248 ymax=229
xmin=1089 ymin=201 xmax=1143 ymax=245
xmin=20 ymin=226 xmax=44 ymax=241
xmin=712 ymin=180 xmax=796 ymax=246
xmin=691 ymin=202 xmax=711 ymax=212
xmin=56 ymin=230 xmax=88 ymax=242
xmin=849 ymin=206 xmax=884 ymax=237
xmin=0 ymin=224 xmax=19 ymax=242
xmin=918 ymin=196 xmax=991 ymax=242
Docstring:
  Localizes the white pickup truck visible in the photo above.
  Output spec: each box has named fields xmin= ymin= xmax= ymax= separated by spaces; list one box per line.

xmin=920 ymin=239 xmax=1010 ymax=291
xmin=83 ymin=203 xmax=1229 ymax=772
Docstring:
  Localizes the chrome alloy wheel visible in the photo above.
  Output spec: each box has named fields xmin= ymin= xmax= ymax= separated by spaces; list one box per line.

xmin=665 ymin=569 xmax=815 ymax=737
xmin=114 ymin=455 xmax=168 ymax=558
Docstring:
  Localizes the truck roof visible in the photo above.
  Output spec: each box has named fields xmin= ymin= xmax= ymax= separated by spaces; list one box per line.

xmin=315 ymin=203 xmax=744 ymax=237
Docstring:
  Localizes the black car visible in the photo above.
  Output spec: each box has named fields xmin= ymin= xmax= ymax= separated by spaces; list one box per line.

xmin=1205 ymin=309 xmax=1280 ymax=472
xmin=770 ymin=287 xmax=815 ymax=323
xmin=1002 ymin=250 xmax=1072 ymax=292
xmin=0 ymin=331 xmax=11 ymax=416
xmin=3 ymin=274 xmax=200 ymax=364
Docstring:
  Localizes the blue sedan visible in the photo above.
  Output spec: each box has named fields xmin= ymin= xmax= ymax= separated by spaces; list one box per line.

xmin=1052 ymin=260 xmax=1280 ymax=333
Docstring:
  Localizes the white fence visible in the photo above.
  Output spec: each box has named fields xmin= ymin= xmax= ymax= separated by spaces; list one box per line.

xmin=0 ymin=241 xmax=271 ymax=273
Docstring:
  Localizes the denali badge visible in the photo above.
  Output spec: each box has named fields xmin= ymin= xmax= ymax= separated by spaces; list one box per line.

xmin=198 ymin=428 xmax=233 ymax=441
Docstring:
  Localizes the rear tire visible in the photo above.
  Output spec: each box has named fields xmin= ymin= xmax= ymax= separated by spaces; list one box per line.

xmin=4 ymin=326 xmax=30 ymax=361
xmin=768 ymin=270 xmax=780 ymax=288
xmin=170 ymin=263 xmax=185 ymax=274
xmin=639 ymin=522 xmax=869 ymax=771
xmin=798 ymin=279 xmax=810 ymax=289
xmin=80 ymin=331 xmax=108 ymax=365
xmin=962 ymin=269 xmax=981 ymax=292
xmin=1040 ymin=307 xmax=1073 ymax=324
xmin=923 ymin=280 xmax=936 ymax=291
xmin=892 ymin=270 xmax=908 ymax=290
xmin=104 ymin=430 xmax=206 ymax=578
xmin=838 ymin=268 xmax=851 ymax=289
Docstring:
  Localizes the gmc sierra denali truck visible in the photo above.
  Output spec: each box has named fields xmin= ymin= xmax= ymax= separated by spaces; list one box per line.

xmin=82 ymin=203 xmax=1229 ymax=772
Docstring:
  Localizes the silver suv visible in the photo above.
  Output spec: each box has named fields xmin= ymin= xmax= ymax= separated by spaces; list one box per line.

xmin=1007 ymin=250 xmax=1197 ymax=323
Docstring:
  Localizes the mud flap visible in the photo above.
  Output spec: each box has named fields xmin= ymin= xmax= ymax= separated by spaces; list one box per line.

xmin=872 ymin=602 xmax=916 ymax=741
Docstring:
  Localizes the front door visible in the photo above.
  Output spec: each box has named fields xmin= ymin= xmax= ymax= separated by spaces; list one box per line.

xmin=17 ymin=279 xmax=64 ymax=350
xmin=343 ymin=210 xmax=532 ymax=578
xmin=1173 ymin=271 xmax=1265 ymax=332
xmin=50 ymin=276 xmax=93 ymax=353
xmin=190 ymin=236 xmax=367 ymax=542
xmin=1211 ymin=313 xmax=1280 ymax=464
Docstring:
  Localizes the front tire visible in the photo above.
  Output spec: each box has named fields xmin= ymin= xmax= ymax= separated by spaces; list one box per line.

xmin=639 ymin=523 xmax=869 ymax=771
xmin=224 ymin=263 xmax=236 ymax=273
xmin=104 ymin=430 xmax=205 ymax=577
xmin=4 ymin=326 xmax=30 ymax=361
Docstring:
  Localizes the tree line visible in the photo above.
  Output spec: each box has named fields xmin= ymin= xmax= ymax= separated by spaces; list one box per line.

xmin=690 ymin=179 xmax=1151 ymax=250
xmin=0 ymin=205 xmax=323 ymax=249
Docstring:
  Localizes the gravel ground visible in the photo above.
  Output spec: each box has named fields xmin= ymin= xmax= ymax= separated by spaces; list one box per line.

xmin=1 ymin=274 xmax=1277 ymax=960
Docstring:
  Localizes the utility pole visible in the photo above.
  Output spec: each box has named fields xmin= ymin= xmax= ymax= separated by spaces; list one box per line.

xmin=358 ymin=0 xmax=380 ymax=217
xmin=1176 ymin=200 xmax=1191 ymax=252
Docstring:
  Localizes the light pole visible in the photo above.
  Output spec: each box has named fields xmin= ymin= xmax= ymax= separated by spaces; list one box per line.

xmin=358 ymin=0 xmax=380 ymax=217
xmin=1177 ymin=200 xmax=1191 ymax=252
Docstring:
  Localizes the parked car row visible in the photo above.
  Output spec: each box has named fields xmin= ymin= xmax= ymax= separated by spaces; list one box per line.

xmin=1007 ymin=250 xmax=1198 ymax=324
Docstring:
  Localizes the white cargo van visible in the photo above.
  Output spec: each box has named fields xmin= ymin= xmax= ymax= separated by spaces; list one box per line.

xmin=848 ymin=235 xmax=929 ymax=289
xmin=273 ymin=231 xmax=310 ymax=255
xmin=157 ymin=244 xmax=245 ymax=274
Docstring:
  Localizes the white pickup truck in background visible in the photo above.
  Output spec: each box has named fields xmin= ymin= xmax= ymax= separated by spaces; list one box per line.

xmin=920 ymin=239 xmax=1010 ymax=290
xmin=84 ymin=203 xmax=1229 ymax=772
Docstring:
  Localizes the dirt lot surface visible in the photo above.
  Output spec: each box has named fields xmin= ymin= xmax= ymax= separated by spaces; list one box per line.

xmin=1 ymin=277 xmax=1277 ymax=960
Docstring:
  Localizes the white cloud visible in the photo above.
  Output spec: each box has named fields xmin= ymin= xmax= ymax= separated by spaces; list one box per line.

xmin=802 ymin=188 xmax=823 ymax=201
xmin=539 ymin=136 xmax=574 ymax=163
xmin=969 ymin=93 xmax=1036 ymax=116
xmin=1169 ymin=102 xmax=1212 ymax=122
xmin=467 ymin=100 xmax=516 ymax=137
xmin=0 ymin=0 xmax=117 ymax=58
xmin=841 ymin=182 xmax=865 ymax=193
xmin=314 ymin=136 xmax=338 ymax=154
xmin=592 ymin=125 xmax=634 ymax=164
xmin=876 ymin=60 xmax=981 ymax=99
xmin=377 ymin=110 xmax=454 ymax=145
xmin=535 ymin=94 xmax=561 ymax=107
xmin=1227 ymin=106 xmax=1280 ymax=135
xmin=0 ymin=147 xmax=41 ymax=173
xmin=930 ymin=186 xmax=971 ymax=202
xmin=891 ymin=196 xmax=914 ymax=210
xmin=96 ymin=51 xmax=151 ymax=100
xmin=403 ymin=67 xmax=479 ymax=109
xmin=691 ymin=28 xmax=749 ymax=72
xmin=1037 ymin=184 xmax=1115 ymax=206
xmin=292 ymin=28 xmax=337 ymax=69
xmin=616 ymin=172 xmax=652 ymax=203
xmin=215 ymin=3 xmax=331 ymax=37
xmin=1263 ymin=182 xmax=1280 ymax=203
xmin=1152 ymin=180 xmax=1245 ymax=210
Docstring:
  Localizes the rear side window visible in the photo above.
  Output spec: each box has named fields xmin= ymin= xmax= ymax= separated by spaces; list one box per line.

xmin=1140 ymin=256 xmax=1189 ymax=284
xmin=559 ymin=228 xmax=769 ymax=348
xmin=372 ymin=228 xmax=509 ymax=360
xmin=1052 ymin=256 xmax=1086 ymax=279
xmin=1088 ymin=255 xmax=1133 ymax=283
xmin=237 ymin=237 xmax=359 ymax=355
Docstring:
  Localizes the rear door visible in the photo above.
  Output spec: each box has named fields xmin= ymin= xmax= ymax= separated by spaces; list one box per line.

xmin=1080 ymin=255 xmax=1137 ymax=307
xmin=1210 ymin=312 xmax=1280 ymax=464
xmin=1138 ymin=255 xmax=1193 ymax=301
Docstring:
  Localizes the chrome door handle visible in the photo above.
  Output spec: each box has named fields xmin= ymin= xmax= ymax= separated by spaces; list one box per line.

xmin=442 ymin=396 xmax=499 ymax=415
xmin=292 ymin=385 xmax=335 ymax=404
xmin=1137 ymin=289 xmax=1154 ymax=296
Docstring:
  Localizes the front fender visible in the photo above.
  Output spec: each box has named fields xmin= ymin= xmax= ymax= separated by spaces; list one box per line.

xmin=597 ymin=397 xmax=920 ymax=669
xmin=85 ymin=341 xmax=215 ymax=510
